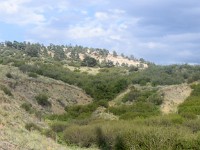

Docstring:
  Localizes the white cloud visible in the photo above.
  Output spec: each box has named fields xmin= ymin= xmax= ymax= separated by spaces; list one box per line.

xmin=1 ymin=0 xmax=200 ymax=64
xmin=0 ymin=0 xmax=45 ymax=25
xmin=95 ymin=12 xmax=109 ymax=20
xmin=68 ymin=26 xmax=106 ymax=39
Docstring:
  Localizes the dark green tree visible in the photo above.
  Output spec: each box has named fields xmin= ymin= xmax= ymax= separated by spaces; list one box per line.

xmin=26 ymin=44 xmax=39 ymax=57
xmin=113 ymin=50 xmax=118 ymax=57
xmin=81 ymin=56 xmax=97 ymax=67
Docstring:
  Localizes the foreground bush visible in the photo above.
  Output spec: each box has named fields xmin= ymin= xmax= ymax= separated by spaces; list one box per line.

xmin=61 ymin=119 xmax=200 ymax=149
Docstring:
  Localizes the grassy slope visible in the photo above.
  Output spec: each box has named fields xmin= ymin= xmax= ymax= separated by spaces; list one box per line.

xmin=0 ymin=64 xmax=96 ymax=150
xmin=0 ymin=64 xmax=92 ymax=114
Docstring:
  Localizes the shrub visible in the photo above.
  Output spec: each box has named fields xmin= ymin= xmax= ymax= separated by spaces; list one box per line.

xmin=6 ymin=72 xmax=13 ymax=78
xmin=25 ymin=123 xmax=41 ymax=132
xmin=96 ymin=99 xmax=109 ymax=108
xmin=35 ymin=93 xmax=51 ymax=107
xmin=179 ymin=112 xmax=197 ymax=120
xmin=0 ymin=85 xmax=12 ymax=96
xmin=21 ymin=102 xmax=33 ymax=113
xmin=96 ymin=127 xmax=111 ymax=150
xmin=43 ymin=129 xmax=57 ymax=141
xmin=183 ymin=120 xmax=200 ymax=133
xmin=109 ymin=102 xmax=160 ymax=119
xmin=114 ymin=135 xmax=126 ymax=150
xmin=50 ymin=122 xmax=68 ymax=132
xmin=63 ymin=125 xmax=96 ymax=147
xmin=178 ymin=84 xmax=200 ymax=115
xmin=144 ymin=114 xmax=184 ymax=127
xmin=28 ymin=72 xmax=38 ymax=78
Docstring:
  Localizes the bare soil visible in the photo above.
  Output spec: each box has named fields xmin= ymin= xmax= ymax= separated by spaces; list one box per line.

xmin=160 ymin=84 xmax=192 ymax=114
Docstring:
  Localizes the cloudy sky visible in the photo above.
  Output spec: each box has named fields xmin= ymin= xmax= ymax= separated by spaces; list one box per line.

xmin=0 ymin=0 xmax=200 ymax=64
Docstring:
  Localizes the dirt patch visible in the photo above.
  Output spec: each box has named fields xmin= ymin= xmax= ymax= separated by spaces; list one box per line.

xmin=160 ymin=84 xmax=192 ymax=114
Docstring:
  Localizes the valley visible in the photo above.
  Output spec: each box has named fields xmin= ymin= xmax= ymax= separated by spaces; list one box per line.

xmin=0 ymin=41 xmax=200 ymax=149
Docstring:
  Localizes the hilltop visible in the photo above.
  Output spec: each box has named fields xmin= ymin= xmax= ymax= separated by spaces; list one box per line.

xmin=0 ymin=41 xmax=147 ymax=69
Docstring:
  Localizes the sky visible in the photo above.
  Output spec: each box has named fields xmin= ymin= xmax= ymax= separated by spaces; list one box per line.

xmin=0 ymin=0 xmax=200 ymax=64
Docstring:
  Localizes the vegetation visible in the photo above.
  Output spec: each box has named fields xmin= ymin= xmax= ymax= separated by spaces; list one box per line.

xmin=178 ymin=84 xmax=200 ymax=116
xmin=35 ymin=93 xmax=51 ymax=107
xmin=28 ymin=72 xmax=38 ymax=78
xmin=18 ymin=63 xmax=129 ymax=101
xmin=121 ymin=87 xmax=163 ymax=105
xmin=0 ymin=85 xmax=13 ymax=96
xmin=1 ymin=41 xmax=200 ymax=149
xmin=21 ymin=102 xmax=33 ymax=113
xmin=6 ymin=72 xmax=13 ymax=78
xmin=81 ymin=56 xmax=97 ymax=67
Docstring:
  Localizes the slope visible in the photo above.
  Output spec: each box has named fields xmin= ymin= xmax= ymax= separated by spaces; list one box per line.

xmin=160 ymin=84 xmax=192 ymax=114
xmin=0 ymin=64 xmax=95 ymax=150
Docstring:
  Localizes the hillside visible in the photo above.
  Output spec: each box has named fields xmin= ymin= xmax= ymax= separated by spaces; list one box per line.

xmin=0 ymin=64 xmax=94 ymax=149
xmin=0 ymin=65 xmax=92 ymax=114
xmin=0 ymin=91 xmax=96 ymax=150
xmin=1 ymin=41 xmax=200 ymax=149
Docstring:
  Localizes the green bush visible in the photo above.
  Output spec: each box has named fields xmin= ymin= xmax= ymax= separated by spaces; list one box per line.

xmin=25 ymin=123 xmax=42 ymax=132
xmin=144 ymin=115 xmax=184 ymax=127
xmin=6 ymin=72 xmax=13 ymax=78
xmin=95 ymin=99 xmax=109 ymax=108
xmin=21 ymin=102 xmax=33 ymax=113
xmin=121 ymin=88 xmax=163 ymax=105
xmin=114 ymin=135 xmax=126 ymax=150
xmin=109 ymin=102 xmax=160 ymax=119
xmin=0 ymin=85 xmax=12 ymax=96
xmin=51 ymin=122 xmax=69 ymax=132
xmin=179 ymin=112 xmax=197 ymax=120
xmin=178 ymin=84 xmax=200 ymax=115
xmin=96 ymin=127 xmax=111 ymax=150
xmin=28 ymin=72 xmax=38 ymax=78
xmin=63 ymin=125 xmax=96 ymax=147
xmin=183 ymin=119 xmax=200 ymax=133
xmin=43 ymin=129 xmax=57 ymax=141
xmin=35 ymin=93 xmax=51 ymax=107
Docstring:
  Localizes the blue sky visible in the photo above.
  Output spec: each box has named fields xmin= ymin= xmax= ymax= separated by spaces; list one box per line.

xmin=0 ymin=0 xmax=200 ymax=64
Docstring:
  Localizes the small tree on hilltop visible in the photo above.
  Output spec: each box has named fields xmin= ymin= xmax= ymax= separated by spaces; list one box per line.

xmin=113 ymin=51 xmax=118 ymax=57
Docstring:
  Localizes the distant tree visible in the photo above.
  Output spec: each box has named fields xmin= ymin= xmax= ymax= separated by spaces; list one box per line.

xmin=105 ymin=60 xmax=114 ymax=68
xmin=139 ymin=58 xmax=145 ymax=63
xmin=53 ymin=46 xmax=66 ymax=61
xmin=130 ymin=55 xmax=135 ymax=60
xmin=26 ymin=44 xmax=39 ymax=57
xmin=113 ymin=51 xmax=118 ymax=57
xmin=81 ymin=56 xmax=97 ymax=67
xmin=129 ymin=66 xmax=139 ymax=72
xmin=5 ymin=41 xmax=13 ymax=47
xmin=70 ymin=50 xmax=79 ymax=60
